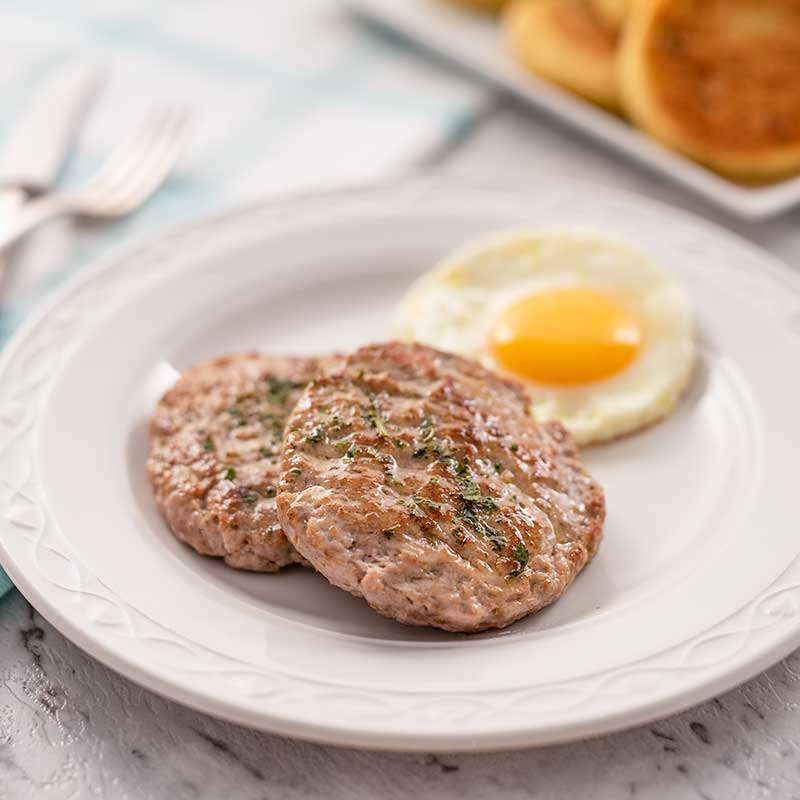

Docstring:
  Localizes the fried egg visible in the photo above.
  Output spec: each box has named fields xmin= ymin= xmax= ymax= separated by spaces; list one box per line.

xmin=394 ymin=231 xmax=695 ymax=446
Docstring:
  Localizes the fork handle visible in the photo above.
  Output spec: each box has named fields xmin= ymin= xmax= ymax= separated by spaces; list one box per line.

xmin=0 ymin=195 xmax=69 ymax=255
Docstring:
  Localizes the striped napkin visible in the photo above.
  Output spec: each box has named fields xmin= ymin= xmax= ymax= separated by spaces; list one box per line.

xmin=0 ymin=0 xmax=488 ymax=600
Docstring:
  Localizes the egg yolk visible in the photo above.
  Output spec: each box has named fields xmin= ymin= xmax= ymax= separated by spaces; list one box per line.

xmin=489 ymin=288 xmax=642 ymax=386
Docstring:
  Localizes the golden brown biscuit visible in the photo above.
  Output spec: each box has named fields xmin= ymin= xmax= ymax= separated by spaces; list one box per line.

xmin=504 ymin=0 xmax=620 ymax=109
xmin=592 ymin=0 xmax=631 ymax=28
xmin=444 ymin=0 xmax=506 ymax=11
xmin=620 ymin=0 xmax=800 ymax=181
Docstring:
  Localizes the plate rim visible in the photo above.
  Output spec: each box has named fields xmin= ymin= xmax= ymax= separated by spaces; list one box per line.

xmin=3 ymin=175 xmax=800 ymax=751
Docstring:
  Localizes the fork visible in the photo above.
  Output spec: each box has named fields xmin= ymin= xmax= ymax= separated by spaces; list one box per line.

xmin=0 ymin=107 xmax=189 ymax=256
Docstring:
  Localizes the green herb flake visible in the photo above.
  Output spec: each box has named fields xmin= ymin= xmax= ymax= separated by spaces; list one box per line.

xmin=405 ymin=494 xmax=442 ymax=519
xmin=202 ymin=437 xmax=215 ymax=451
xmin=363 ymin=399 xmax=390 ymax=437
xmin=289 ymin=467 xmax=302 ymax=477
xmin=452 ymin=528 xmax=467 ymax=545
xmin=259 ymin=446 xmax=274 ymax=458
xmin=419 ymin=414 xmax=436 ymax=442
xmin=223 ymin=467 xmax=236 ymax=481
xmin=459 ymin=504 xmax=506 ymax=551
xmin=412 ymin=446 xmax=427 ymax=459
xmin=458 ymin=478 xmax=498 ymax=511
xmin=394 ymin=438 xmax=407 ymax=448
xmin=307 ymin=424 xmax=325 ymax=444
xmin=510 ymin=443 xmax=520 ymax=453
xmin=383 ymin=529 xmax=395 ymax=540
xmin=507 ymin=542 xmax=530 ymax=578
xmin=267 ymin=377 xmax=296 ymax=404
xmin=241 ymin=491 xmax=259 ymax=504
xmin=263 ymin=486 xmax=277 ymax=498
xmin=488 ymin=529 xmax=507 ymax=552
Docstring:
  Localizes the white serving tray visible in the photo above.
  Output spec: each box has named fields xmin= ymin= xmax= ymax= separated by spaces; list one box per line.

xmin=346 ymin=0 xmax=800 ymax=220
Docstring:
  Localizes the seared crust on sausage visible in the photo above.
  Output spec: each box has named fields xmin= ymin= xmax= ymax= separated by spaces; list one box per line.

xmin=277 ymin=342 xmax=605 ymax=632
xmin=148 ymin=352 xmax=333 ymax=572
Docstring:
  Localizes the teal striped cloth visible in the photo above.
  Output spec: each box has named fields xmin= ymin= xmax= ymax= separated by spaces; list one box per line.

xmin=0 ymin=0 xmax=487 ymax=600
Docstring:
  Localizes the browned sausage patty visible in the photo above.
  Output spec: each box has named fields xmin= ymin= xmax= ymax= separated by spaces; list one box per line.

xmin=148 ymin=353 xmax=333 ymax=572
xmin=277 ymin=342 xmax=605 ymax=632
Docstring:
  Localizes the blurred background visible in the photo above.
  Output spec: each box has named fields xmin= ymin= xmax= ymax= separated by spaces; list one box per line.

xmin=3 ymin=0 xmax=797 ymax=352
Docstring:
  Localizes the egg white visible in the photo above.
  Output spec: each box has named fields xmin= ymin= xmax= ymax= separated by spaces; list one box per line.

xmin=394 ymin=230 xmax=696 ymax=446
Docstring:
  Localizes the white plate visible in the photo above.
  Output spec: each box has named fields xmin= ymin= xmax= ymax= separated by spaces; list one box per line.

xmin=345 ymin=0 xmax=800 ymax=220
xmin=2 ymin=179 xmax=800 ymax=752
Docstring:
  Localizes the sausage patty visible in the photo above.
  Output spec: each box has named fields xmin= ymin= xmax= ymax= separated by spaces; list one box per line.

xmin=277 ymin=342 xmax=605 ymax=632
xmin=148 ymin=352 xmax=331 ymax=572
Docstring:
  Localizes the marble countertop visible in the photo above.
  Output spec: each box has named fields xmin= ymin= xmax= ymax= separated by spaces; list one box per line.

xmin=3 ymin=587 xmax=800 ymax=799
xmin=3 ymin=102 xmax=800 ymax=800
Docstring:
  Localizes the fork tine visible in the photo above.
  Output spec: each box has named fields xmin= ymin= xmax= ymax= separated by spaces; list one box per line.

xmin=0 ymin=106 xmax=191 ymax=255
xmin=77 ymin=110 xmax=175 ymax=197
xmin=74 ymin=107 xmax=189 ymax=215
xmin=100 ymin=110 xmax=189 ymax=213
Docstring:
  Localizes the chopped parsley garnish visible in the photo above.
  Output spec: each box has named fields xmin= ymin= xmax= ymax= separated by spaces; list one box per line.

xmin=486 ymin=529 xmax=507 ymax=552
xmin=267 ymin=377 xmax=296 ymax=404
xmin=459 ymin=503 xmax=506 ymax=552
xmin=405 ymin=495 xmax=442 ymax=518
xmin=380 ymin=453 xmax=398 ymax=480
xmin=364 ymin=399 xmax=390 ymax=437
xmin=394 ymin=438 xmax=407 ymax=448
xmin=419 ymin=414 xmax=436 ymax=442
xmin=510 ymin=443 xmax=519 ymax=453
xmin=458 ymin=479 xmax=483 ymax=502
xmin=452 ymin=528 xmax=466 ymax=545
xmin=259 ymin=446 xmax=274 ymax=458
xmin=288 ymin=467 xmax=302 ymax=477
xmin=223 ymin=467 xmax=236 ymax=481
xmin=345 ymin=444 xmax=378 ymax=460
xmin=202 ymin=437 xmax=215 ymax=451
xmin=457 ymin=477 xmax=498 ymax=510
xmin=263 ymin=486 xmax=276 ymax=498
xmin=507 ymin=542 xmax=530 ymax=578
xmin=307 ymin=424 xmax=325 ymax=443
xmin=383 ymin=529 xmax=395 ymax=540
xmin=412 ymin=446 xmax=428 ymax=459
xmin=241 ymin=491 xmax=259 ymax=504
